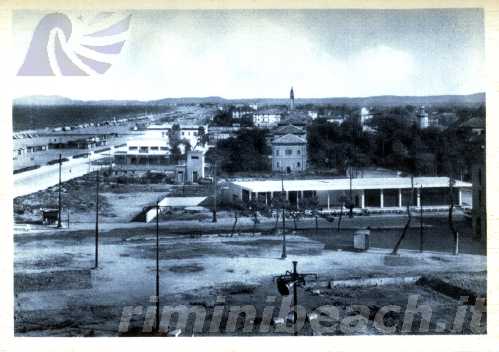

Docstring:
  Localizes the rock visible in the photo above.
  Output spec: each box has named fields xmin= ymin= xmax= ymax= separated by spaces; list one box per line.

xmin=83 ymin=329 xmax=95 ymax=337
xmin=272 ymin=317 xmax=285 ymax=325
xmin=307 ymin=312 xmax=319 ymax=322
xmin=168 ymin=328 xmax=182 ymax=337
xmin=317 ymin=281 xmax=329 ymax=288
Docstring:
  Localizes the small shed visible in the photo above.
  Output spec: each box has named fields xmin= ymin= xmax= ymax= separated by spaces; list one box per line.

xmin=40 ymin=208 xmax=59 ymax=225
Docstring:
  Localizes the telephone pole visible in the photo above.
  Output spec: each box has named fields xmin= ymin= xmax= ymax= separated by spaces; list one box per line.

xmin=212 ymin=161 xmax=217 ymax=223
xmin=292 ymin=261 xmax=298 ymax=336
xmin=155 ymin=201 xmax=160 ymax=332
xmin=420 ymin=185 xmax=424 ymax=252
xmin=57 ymin=153 xmax=62 ymax=228
xmin=281 ymin=172 xmax=287 ymax=259
xmin=94 ymin=168 xmax=99 ymax=268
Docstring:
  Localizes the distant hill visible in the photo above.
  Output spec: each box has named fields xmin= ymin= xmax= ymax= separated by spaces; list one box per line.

xmin=226 ymin=93 xmax=486 ymax=107
xmin=14 ymin=93 xmax=485 ymax=107
xmin=13 ymin=93 xmax=485 ymax=132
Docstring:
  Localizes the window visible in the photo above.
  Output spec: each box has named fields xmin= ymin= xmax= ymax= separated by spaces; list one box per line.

xmin=275 ymin=149 xmax=280 ymax=156
xmin=160 ymin=147 xmax=168 ymax=150
xmin=297 ymin=162 xmax=301 ymax=167
xmin=129 ymin=146 xmax=138 ymax=150
xmin=191 ymin=156 xmax=199 ymax=160
xmin=139 ymin=146 xmax=148 ymax=153
xmin=151 ymin=146 xmax=159 ymax=151
xmin=285 ymin=149 xmax=292 ymax=155
xmin=297 ymin=149 xmax=301 ymax=155
xmin=276 ymin=162 xmax=280 ymax=168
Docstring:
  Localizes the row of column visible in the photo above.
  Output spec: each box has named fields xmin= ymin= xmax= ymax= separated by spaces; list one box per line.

xmin=247 ymin=188 xmax=463 ymax=208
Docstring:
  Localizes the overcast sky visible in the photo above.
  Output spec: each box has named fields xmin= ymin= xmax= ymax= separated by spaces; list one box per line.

xmin=13 ymin=9 xmax=485 ymax=100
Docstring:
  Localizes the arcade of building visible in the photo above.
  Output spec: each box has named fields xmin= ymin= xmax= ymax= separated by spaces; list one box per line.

xmin=223 ymin=177 xmax=471 ymax=210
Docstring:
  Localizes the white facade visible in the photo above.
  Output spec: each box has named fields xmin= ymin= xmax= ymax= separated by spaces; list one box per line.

xmin=232 ymin=109 xmax=253 ymax=119
xmin=307 ymin=110 xmax=318 ymax=119
xmin=176 ymin=150 xmax=205 ymax=183
xmin=114 ymin=138 xmax=171 ymax=172
xmin=417 ymin=107 xmax=430 ymax=129
xmin=253 ymin=113 xmax=281 ymax=128
xmin=360 ymin=107 xmax=372 ymax=125
xmin=146 ymin=123 xmax=208 ymax=151
xmin=272 ymin=134 xmax=307 ymax=173
xmin=327 ymin=117 xmax=345 ymax=125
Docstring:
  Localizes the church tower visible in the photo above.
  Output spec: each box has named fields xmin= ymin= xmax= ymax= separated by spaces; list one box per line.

xmin=289 ymin=87 xmax=295 ymax=110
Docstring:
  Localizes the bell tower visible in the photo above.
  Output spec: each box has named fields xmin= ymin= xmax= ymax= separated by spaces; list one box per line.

xmin=289 ymin=86 xmax=295 ymax=110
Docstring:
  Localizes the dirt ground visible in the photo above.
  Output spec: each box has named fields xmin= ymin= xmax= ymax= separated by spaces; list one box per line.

xmin=13 ymin=172 xmax=218 ymax=225
xmin=14 ymin=230 xmax=486 ymax=337
xmin=13 ymin=173 xmax=174 ymax=224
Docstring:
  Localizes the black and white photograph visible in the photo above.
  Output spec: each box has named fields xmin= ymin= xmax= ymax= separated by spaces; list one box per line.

xmin=7 ymin=3 xmax=490 ymax=340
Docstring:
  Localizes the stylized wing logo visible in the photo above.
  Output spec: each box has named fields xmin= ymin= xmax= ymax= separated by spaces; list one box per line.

xmin=18 ymin=12 xmax=131 ymax=76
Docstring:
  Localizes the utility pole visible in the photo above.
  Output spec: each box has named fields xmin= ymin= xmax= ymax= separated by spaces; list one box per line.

xmin=155 ymin=202 xmax=160 ymax=332
xmin=281 ymin=172 xmax=287 ymax=259
xmin=292 ymin=261 xmax=298 ymax=336
xmin=57 ymin=153 xmax=62 ymax=228
xmin=94 ymin=168 xmax=99 ymax=269
xmin=419 ymin=185 xmax=423 ymax=252
xmin=212 ymin=161 xmax=217 ymax=222
xmin=349 ymin=164 xmax=354 ymax=218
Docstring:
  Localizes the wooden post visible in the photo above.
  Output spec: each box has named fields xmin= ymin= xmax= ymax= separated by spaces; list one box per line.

xmin=57 ymin=153 xmax=62 ymax=228
xmin=94 ymin=168 xmax=99 ymax=268
xmin=155 ymin=202 xmax=160 ymax=331
xmin=281 ymin=173 xmax=286 ymax=259
xmin=420 ymin=185 xmax=423 ymax=253
xmin=212 ymin=161 xmax=217 ymax=222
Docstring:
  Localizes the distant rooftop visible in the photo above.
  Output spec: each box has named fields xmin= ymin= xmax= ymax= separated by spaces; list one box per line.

xmin=272 ymin=133 xmax=307 ymax=145
xmin=147 ymin=122 xmax=206 ymax=130
xmin=274 ymin=124 xmax=305 ymax=135
xmin=460 ymin=117 xmax=485 ymax=129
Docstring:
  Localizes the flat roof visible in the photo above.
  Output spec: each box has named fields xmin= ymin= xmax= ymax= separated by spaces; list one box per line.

xmin=231 ymin=177 xmax=471 ymax=193
xmin=159 ymin=197 xmax=207 ymax=207
xmin=127 ymin=139 xmax=168 ymax=146
xmin=147 ymin=123 xmax=207 ymax=130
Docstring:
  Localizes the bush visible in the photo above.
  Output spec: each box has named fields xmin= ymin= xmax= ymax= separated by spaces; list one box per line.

xmin=47 ymin=158 xmax=69 ymax=165
xmin=13 ymin=164 xmax=41 ymax=174
xmin=73 ymin=153 xmax=89 ymax=159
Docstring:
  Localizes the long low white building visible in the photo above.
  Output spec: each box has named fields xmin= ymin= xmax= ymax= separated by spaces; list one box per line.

xmin=223 ymin=177 xmax=472 ymax=209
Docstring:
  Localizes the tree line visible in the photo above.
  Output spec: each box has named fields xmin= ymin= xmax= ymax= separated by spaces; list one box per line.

xmin=208 ymin=104 xmax=484 ymax=180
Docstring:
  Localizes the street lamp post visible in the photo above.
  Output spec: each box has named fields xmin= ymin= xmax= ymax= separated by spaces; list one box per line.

xmin=57 ymin=153 xmax=62 ymax=228
xmin=94 ymin=168 xmax=99 ymax=268
xmin=212 ymin=161 xmax=217 ymax=223
xmin=151 ymin=201 xmax=172 ymax=332
xmin=420 ymin=185 xmax=424 ymax=252
xmin=281 ymin=172 xmax=287 ymax=259
xmin=274 ymin=261 xmax=317 ymax=336
xmin=155 ymin=201 xmax=160 ymax=332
